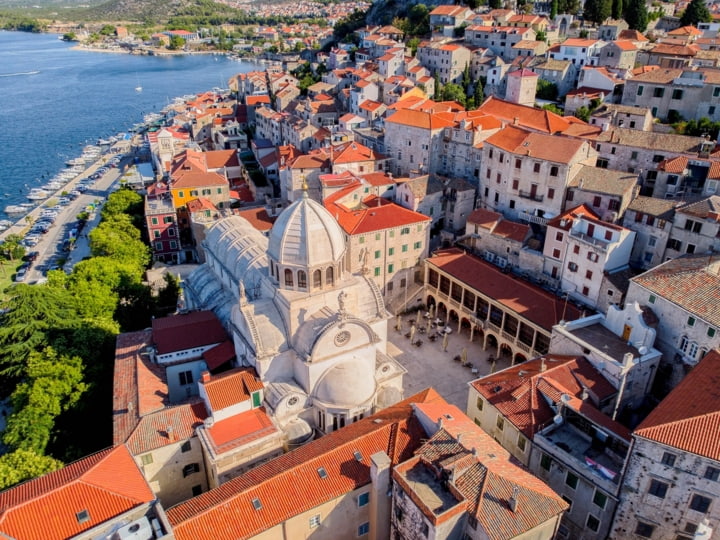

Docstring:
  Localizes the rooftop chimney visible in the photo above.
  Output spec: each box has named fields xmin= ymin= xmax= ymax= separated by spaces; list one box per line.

xmin=201 ymin=371 xmax=211 ymax=383
xmin=540 ymin=358 xmax=547 ymax=372
xmin=508 ymin=486 xmax=520 ymax=512
xmin=167 ymin=426 xmax=175 ymax=442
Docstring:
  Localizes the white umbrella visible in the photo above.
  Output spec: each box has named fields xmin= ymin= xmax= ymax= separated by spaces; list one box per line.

xmin=430 ymin=304 xmax=435 ymax=318
xmin=442 ymin=332 xmax=448 ymax=352
xmin=426 ymin=318 xmax=432 ymax=334
xmin=396 ymin=314 xmax=402 ymax=331
xmin=461 ymin=347 xmax=467 ymax=364
xmin=410 ymin=325 xmax=416 ymax=343
xmin=416 ymin=310 xmax=422 ymax=325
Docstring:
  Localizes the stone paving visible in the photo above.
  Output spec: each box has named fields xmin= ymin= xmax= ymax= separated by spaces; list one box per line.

xmin=387 ymin=311 xmax=513 ymax=411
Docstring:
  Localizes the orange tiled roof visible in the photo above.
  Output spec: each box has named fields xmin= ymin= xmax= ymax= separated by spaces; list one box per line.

xmin=206 ymin=408 xmax=277 ymax=453
xmin=477 ymin=96 xmax=576 ymax=134
xmin=203 ymin=340 xmax=236 ymax=370
xmin=327 ymin=194 xmax=430 ymax=234
xmin=166 ymin=389 xmax=444 ymax=540
xmin=0 ymin=445 xmax=154 ymax=540
xmin=385 ymin=108 xmax=456 ymax=130
xmin=427 ymin=248 xmax=582 ymax=330
xmin=485 ymin=125 xmax=586 ymax=164
xmin=634 ymin=349 xmax=720 ymax=460
xmin=125 ymin=401 xmax=207 ymax=454
xmin=467 ymin=208 xmax=502 ymax=229
xmin=202 ymin=367 xmax=264 ymax=412
xmin=187 ymin=197 xmax=218 ymax=214
xmin=205 ymin=149 xmax=240 ymax=169
xmin=234 ymin=206 xmax=277 ymax=232
xmin=470 ymin=355 xmax=621 ymax=438
xmin=152 ymin=310 xmax=228 ymax=356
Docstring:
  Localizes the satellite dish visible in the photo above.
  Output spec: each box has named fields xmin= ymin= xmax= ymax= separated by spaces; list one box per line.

xmin=638 ymin=346 xmax=648 ymax=355
xmin=560 ymin=393 xmax=571 ymax=404
xmin=553 ymin=414 xmax=563 ymax=425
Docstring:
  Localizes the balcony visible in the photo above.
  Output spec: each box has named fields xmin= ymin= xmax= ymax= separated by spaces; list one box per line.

xmin=518 ymin=211 xmax=549 ymax=227
xmin=569 ymin=230 xmax=609 ymax=251
xmin=519 ymin=189 xmax=544 ymax=202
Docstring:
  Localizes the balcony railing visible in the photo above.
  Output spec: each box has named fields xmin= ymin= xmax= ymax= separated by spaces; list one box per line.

xmin=519 ymin=190 xmax=544 ymax=202
xmin=569 ymin=230 xmax=609 ymax=251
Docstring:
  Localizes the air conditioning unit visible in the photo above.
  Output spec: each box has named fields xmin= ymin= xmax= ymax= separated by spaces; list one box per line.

xmin=111 ymin=517 xmax=153 ymax=540
xmin=495 ymin=256 xmax=508 ymax=269
xmin=483 ymin=250 xmax=495 ymax=263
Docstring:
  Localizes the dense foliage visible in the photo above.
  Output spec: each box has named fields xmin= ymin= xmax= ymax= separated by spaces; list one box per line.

xmin=680 ymin=0 xmax=712 ymax=27
xmin=0 ymin=188 xmax=178 ymax=488
xmin=624 ymin=0 xmax=649 ymax=32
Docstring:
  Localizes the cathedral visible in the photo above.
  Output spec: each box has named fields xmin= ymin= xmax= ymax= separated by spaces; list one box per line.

xmin=183 ymin=191 xmax=406 ymax=445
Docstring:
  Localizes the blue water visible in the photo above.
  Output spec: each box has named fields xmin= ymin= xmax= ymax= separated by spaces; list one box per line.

xmin=0 ymin=31 xmax=258 ymax=218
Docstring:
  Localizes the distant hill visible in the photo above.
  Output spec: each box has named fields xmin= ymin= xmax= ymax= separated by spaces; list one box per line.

xmin=80 ymin=0 xmax=197 ymax=22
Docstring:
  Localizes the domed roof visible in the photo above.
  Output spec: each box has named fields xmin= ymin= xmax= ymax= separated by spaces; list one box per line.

xmin=314 ymin=361 xmax=375 ymax=406
xmin=268 ymin=195 xmax=346 ymax=268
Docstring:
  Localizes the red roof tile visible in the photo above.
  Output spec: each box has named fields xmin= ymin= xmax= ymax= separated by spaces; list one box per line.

xmin=125 ymin=401 xmax=208 ymax=454
xmin=0 ymin=446 xmax=154 ymax=540
xmin=635 ymin=349 xmax=720 ymax=460
xmin=326 ymin=194 xmax=430 ymax=234
xmin=166 ymin=389 xmax=444 ymax=540
xmin=202 ymin=367 xmax=263 ymax=412
xmin=152 ymin=311 xmax=228 ymax=356
xmin=207 ymin=408 xmax=277 ymax=452
xmin=203 ymin=340 xmax=236 ymax=371
xmin=386 ymin=108 xmax=456 ymax=130
xmin=485 ymin=125 xmax=586 ymax=164
xmin=428 ymin=249 xmax=582 ymax=330
xmin=234 ymin=206 xmax=277 ymax=232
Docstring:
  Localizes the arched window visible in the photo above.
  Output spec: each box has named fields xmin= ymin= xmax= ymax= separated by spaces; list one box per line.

xmin=679 ymin=335 xmax=689 ymax=352
xmin=298 ymin=270 xmax=307 ymax=289
xmin=313 ymin=269 xmax=322 ymax=288
xmin=284 ymin=268 xmax=294 ymax=287
xmin=326 ymin=266 xmax=334 ymax=286
xmin=688 ymin=341 xmax=699 ymax=359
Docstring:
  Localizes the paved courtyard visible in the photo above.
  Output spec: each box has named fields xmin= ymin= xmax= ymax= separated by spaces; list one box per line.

xmin=387 ymin=312 xmax=513 ymax=411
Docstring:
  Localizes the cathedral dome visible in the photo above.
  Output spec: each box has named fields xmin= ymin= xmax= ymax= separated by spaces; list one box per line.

xmin=314 ymin=361 xmax=375 ymax=406
xmin=268 ymin=195 xmax=346 ymax=269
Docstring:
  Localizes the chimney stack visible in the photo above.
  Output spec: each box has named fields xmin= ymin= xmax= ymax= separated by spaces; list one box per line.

xmin=201 ymin=371 xmax=211 ymax=383
xmin=508 ymin=486 xmax=520 ymax=512
xmin=540 ymin=358 xmax=547 ymax=372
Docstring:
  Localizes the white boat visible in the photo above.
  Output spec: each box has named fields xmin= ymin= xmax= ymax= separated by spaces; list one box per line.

xmin=4 ymin=205 xmax=26 ymax=214
xmin=135 ymin=85 xmax=142 ymax=92
xmin=65 ymin=157 xmax=86 ymax=167
xmin=0 ymin=220 xmax=13 ymax=230
xmin=97 ymin=138 xmax=113 ymax=145
xmin=27 ymin=189 xmax=50 ymax=201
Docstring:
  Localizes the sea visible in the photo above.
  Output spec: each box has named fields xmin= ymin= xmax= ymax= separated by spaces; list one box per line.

xmin=0 ymin=30 xmax=259 ymax=219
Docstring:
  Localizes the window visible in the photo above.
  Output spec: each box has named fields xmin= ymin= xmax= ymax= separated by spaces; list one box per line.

xmin=515 ymin=158 xmax=521 ymax=169
xmin=708 ymin=327 xmax=716 ymax=338
xmin=141 ymin=453 xmax=153 ymax=466
xmin=374 ymin=267 xmax=380 ymax=277
xmin=540 ymin=453 xmax=552 ymax=471
xmin=635 ymin=522 xmax=655 ymax=537
xmin=388 ymin=264 xmax=394 ymax=274
xmin=496 ymin=416 xmax=504 ymax=430
xmin=374 ymin=250 xmax=381 ymax=259
xmin=653 ymin=87 xmax=665 ymax=98
xmin=568 ymin=262 xmax=578 ymax=272
xmin=476 ymin=397 xmax=484 ymax=411
xmin=179 ymin=370 xmax=193 ymax=386
xmin=637 ymin=85 xmax=644 ymax=96
xmin=155 ymin=242 xmax=163 ymax=251
xmin=562 ymin=495 xmax=573 ymax=511
xmin=661 ymin=452 xmax=676 ymax=466
xmin=512 ymin=179 xmax=519 ymax=190
xmin=298 ymin=270 xmax=307 ymax=289
xmin=593 ymin=490 xmax=608 ymax=509
xmin=533 ymin=163 xmax=540 ymax=173
xmin=567 ymin=190 xmax=574 ymax=201
xmin=496 ymin=173 xmax=502 ymax=184
xmin=309 ymin=514 xmax=321 ymax=528
xmin=690 ymin=494 xmax=712 ymax=513
xmin=388 ymin=247 xmax=394 ymax=256
xmin=586 ymin=270 xmax=593 ymax=279
xmin=631 ymin=151 xmax=638 ymax=160
xmin=76 ymin=510 xmax=90 ymax=524
xmin=556 ymin=232 xmax=564 ymax=241
xmin=573 ymin=245 xmax=580 ymax=254
xmin=649 ymin=294 xmax=656 ymax=304
xmin=359 ymin=236 xmax=365 ymax=244
xmin=169 ymin=241 xmax=177 ymax=249
xmin=284 ymin=269 xmax=294 ymax=287
xmin=582 ymin=286 xmax=589 ymax=296
xmin=181 ymin=441 xmax=191 ymax=453
xmin=192 ymin=485 xmax=202 ymax=496
xmin=704 ymin=466 xmax=720 ymax=481
xmin=553 ymin=248 xmax=561 ymax=259
xmin=548 ymin=188 xmax=555 ymax=199
xmin=593 ymin=196 xmax=601 ymax=207
xmin=668 ymin=238 xmax=682 ymax=251
xmin=182 ymin=463 xmax=200 ymax=477
xmin=672 ymin=89 xmax=683 ymax=100
xmin=652 ymin=154 xmax=664 ymax=163
xmin=688 ymin=316 xmax=696 ymax=327
xmin=687 ymin=244 xmax=696 ymax=254
xmin=648 ymin=479 xmax=668 ymax=499
xmin=153 ymin=230 xmax=161 ymax=239
xmin=566 ymin=472 xmax=579 ymax=490
xmin=151 ymin=217 xmax=158 ymax=225
xmin=517 ymin=434 xmax=526 ymax=451
xmin=550 ymin=166 xmax=558 ymax=177
xmin=358 ymin=492 xmax=369 ymax=507
xmin=421 ymin=522 xmax=429 ymax=537
xmin=586 ymin=514 xmax=600 ymax=532
xmin=414 ymin=241 xmax=422 ymax=249
xmin=358 ymin=522 xmax=369 ymax=536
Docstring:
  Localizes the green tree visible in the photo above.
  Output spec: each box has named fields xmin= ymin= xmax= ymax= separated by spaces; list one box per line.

xmin=474 ymin=78 xmax=485 ymax=106
xmin=407 ymin=37 xmax=420 ymax=56
xmin=680 ymin=0 xmax=712 ymax=26
xmin=0 ymin=234 xmax=24 ymax=261
xmin=558 ymin=0 xmax=581 ymax=14
xmin=624 ymin=0 xmax=648 ymax=31
xmin=575 ymin=106 xmax=591 ymax=121
xmin=0 ymin=450 xmax=62 ymax=490
xmin=99 ymin=24 xmax=115 ymax=36
xmin=489 ymin=0 xmax=503 ymax=9
xmin=543 ymin=103 xmax=564 ymax=115
xmin=168 ymin=34 xmax=186 ymax=50
xmin=441 ymin=83 xmax=467 ymax=107
xmin=551 ymin=0 xmax=559 ymax=18
xmin=536 ymin=29 xmax=547 ymax=42
xmin=3 ymin=348 xmax=87 ymax=453
xmin=583 ymin=0 xmax=611 ymax=24
xmin=612 ymin=0 xmax=623 ymax=19
xmin=536 ymin=79 xmax=559 ymax=101
xmin=89 ymin=214 xmax=151 ymax=272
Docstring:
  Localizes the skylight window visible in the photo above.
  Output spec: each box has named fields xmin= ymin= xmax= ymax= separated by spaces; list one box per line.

xmin=318 ymin=467 xmax=328 ymax=479
xmin=354 ymin=451 xmax=363 ymax=462
xmin=251 ymin=498 xmax=262 ymax=510
xmin=76 ymin=510 xmax=90 ymax=524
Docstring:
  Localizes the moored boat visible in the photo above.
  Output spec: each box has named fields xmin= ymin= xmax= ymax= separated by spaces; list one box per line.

xmin=27 ymin=188 xmax=50 ymax=200
xmin=4 ymin=205 xmax=26 ymax=214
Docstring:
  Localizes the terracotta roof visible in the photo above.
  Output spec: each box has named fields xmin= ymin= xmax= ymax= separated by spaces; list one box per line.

xmin=626 ymin=196 xmax=676 ymax=219
xmin=631 ymin=253 xmax=720 ymax=327
xmin=204 ymin=149 xmax=240 ymax=169
xmin=676 ymin=195 xmax=720 ymax=218
xmin=568 ymin=165 xmax=638 ymax=196
xmin=485 ymin=125 xmax=586 ymax=164
xmin=404 ymin=404 xmax=568 ymax=539
xmin=206 ymin=408 xmax=278 ymax=454
xmin=234 ymin=206 xmax=277 ymax=232
xmin=427 ymin=248 xmax=582 ymax=329
xmin=172 ymin=171 xmax=228 ymax=189
xmin=385 ymin=108 xmax=456 ymax=130
xmin=612 ymin=39 xmax=637 ymax=51
xmin=492 ymin=220 xmax=530 ymax=243
xmin=203 ymin=340 xmax=236 ymax=371
xmin=152 ymin=310 xmax=228 ymax=356
xmin=467 ymin=208 xmax=502 ymax=230
xmin=618 ymin=29 xmax=649 ymax=41
xmin=0 ymin=445 xmax=154 ymax=540
xmin=331 ymin=140 xmax=386 ymax=164
xmin=202 ymin=367 xmax=264 ymax=412
xmin=327 ymin=194 xmax=430 ymax=235
xmin=187 ymin=198 xmax=217 ymax=214
xmin=470 ymin=355 xmax=622 ymax=438
xmin=125 ymin=401 xmax=207 ymax=454
xmin=477 ymin=96 xmax=576 ymax=134
xmin=635 ymin=349 xmax=720 ymax=460
xmin=166 ymin=389 xmax=444 ymax=540
xmin=562 ymin=38 xmax=601 ymax=47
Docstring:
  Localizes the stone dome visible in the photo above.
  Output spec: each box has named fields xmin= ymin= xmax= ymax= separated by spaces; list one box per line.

xmin=268 ymin=195 xmax=346 ymax=269
xmin=314 ymin=361 xmax=375 ymax=406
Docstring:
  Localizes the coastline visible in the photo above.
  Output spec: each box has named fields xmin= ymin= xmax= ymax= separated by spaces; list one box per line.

xmin=70 ymin=43 xmax=225 ymax=56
